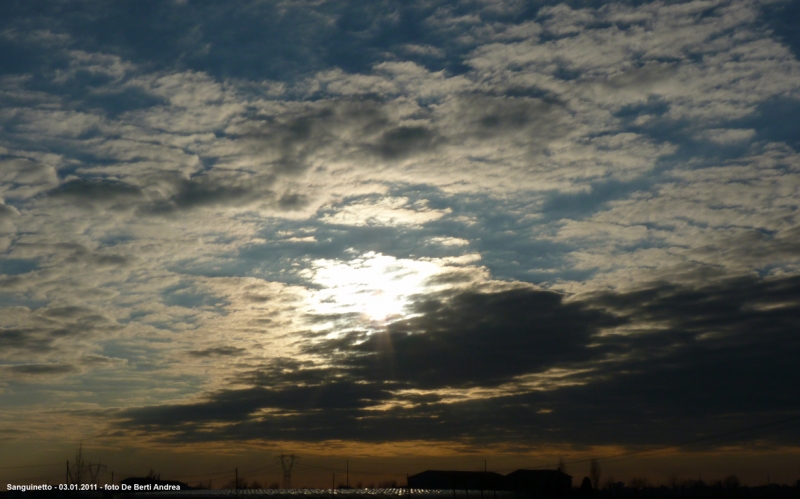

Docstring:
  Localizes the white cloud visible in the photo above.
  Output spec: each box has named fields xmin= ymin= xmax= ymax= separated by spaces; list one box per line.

xmin=701 ymin=128 xmax=757 ymax=144
xmin=320 ymin=197 xmax=451 ymax=226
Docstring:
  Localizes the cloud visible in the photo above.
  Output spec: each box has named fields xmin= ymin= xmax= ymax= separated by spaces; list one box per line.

xmin=46 ymin=178 xmax=143 ymax=208
xmin=0 ymin=327 xmax=55 ymax=354
xmin=0 ymin=157 xmax=59 ymax=200
xmin=320 ymin=196 xmax=450 ymax=226
xmin=115 ymin=274 xmax=800 ymax=447
xmin=374 ymin=125 xmax=439 ymax=160
xmin=2 ymin=0 xmax=800 ymax=461
xmin=310 ymin=286 xmax=623 ymax=389
xmin=5 ymin=363 xmax=78 ymax=375
xmin=187 ymin=346 xmax=247 ymax=358
xmin=1 ymin=361 xmax=82 ymax=383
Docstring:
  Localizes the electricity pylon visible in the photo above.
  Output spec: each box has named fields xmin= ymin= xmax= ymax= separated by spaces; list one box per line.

xmin=88 ymin=463 xmax=106 ymax=485
xmin=277 ymin=454 xmax=297 ymax=489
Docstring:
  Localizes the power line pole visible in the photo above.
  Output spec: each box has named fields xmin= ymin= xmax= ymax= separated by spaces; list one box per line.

xmin=482 ymin=461 xmax=487 ymax=499
xmin=277 ymin=454 xmax=297 ymax=489
xmin=346 ymin=461 xmax=349 ymax=488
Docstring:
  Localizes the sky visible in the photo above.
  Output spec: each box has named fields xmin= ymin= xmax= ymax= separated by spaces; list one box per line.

xmin=2 ymin=0 xmax=800 ymax=489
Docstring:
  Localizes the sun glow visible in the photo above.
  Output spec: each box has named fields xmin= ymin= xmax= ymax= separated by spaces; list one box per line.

xmin=304 ymin=252 xmax=442 ymax=323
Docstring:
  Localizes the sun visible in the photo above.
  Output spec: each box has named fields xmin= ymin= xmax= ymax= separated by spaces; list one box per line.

xmin=304 ymin=252 xmax=442 ymax=323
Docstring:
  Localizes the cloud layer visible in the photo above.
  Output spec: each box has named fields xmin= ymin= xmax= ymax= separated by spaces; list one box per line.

xmin=1 ymin=0 xmax=799 ymax=465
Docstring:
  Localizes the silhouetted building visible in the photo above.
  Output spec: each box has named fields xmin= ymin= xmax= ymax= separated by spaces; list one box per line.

xmin=408 ymin=471 xmax=506 ymax=491
xmin=504 ymin=470 xmax=572 ymax=497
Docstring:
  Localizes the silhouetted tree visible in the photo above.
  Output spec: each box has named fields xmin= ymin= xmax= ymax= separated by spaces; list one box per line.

xmin=590 ymin=459 xmax=601 ymax=490
xmin=580 ymin=477 xmax=593 ymax=494
xmin=558 ymin=458 xmax=567 ymax=474
xmin=723 ymin=475 xmax=741 ymax=490
xmin=628 ymin=477 xmax=648 ymax=490
xmin=224 ymin=476 xmax=248 ymax=489
xmin=69 ymin=443 xmax=87 ymax=486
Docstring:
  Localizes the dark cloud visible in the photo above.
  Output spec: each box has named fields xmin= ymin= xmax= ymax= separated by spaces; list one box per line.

xmin=46 ymin=179 xmax=142 ymax=208
xmin=312 ymin=287 xmax=623 ymax=389
xmin=0 ymin=328 xmax=54 ymax=352
xmin=188 ymin=346 xmax=247 ymax=358
xmin=6 ymin=363 xmax=78 ymax=375
xmin=458 ymin=96 xmax=568 ymax=144
xmin=278 ymin=192 xmax=310 ymax=211
xmin=165 ymin=180 xmax=252 ymax=210
xmin=120 ymin=381 xmax=391 ymax=429
xmin=522 ymin=274 xmax=800 ymax=445
xmin=46 ymin=242 xmax=130 ymax=268
xmin=0 ymin=305 xmax=117 ymax=361
xmin=42 ymin=305 xmax=92 ymax=319
xmin=232 ymin=99 xmax=390 ymax=165
xmin=116 ymin=274 xmax=800 ymax=446
xmin=80 ymin=87 xmax=169 ymax=118
xmin=374 ymin=126 xmax=438 ymax=160
xmin=587 ymin=275 xmax=800 ymax=341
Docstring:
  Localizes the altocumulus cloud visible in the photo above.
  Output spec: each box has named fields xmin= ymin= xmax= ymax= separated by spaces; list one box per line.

xmin=0 ymin=0 xmax=799 ymax=459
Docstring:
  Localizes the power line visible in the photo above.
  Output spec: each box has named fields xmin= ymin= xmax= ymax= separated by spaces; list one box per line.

xmin=240 ymin=463 xmax=281 ymax=476
xmin=93 ymin=463 xmax=279 ymax=484
xmin=0 ymin=462 xmax=62 ymax=470
xmin=296 ymin=462 xmax=342 ymax=472
xmin=168 ymin=468 xmax=238 ymax=479
xmin=11 ymin=472 xmax=64 ymax=482
xmin=295 ymin=462 xmax=399 ymax=476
